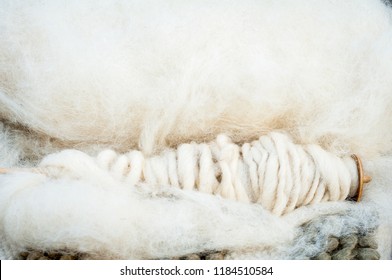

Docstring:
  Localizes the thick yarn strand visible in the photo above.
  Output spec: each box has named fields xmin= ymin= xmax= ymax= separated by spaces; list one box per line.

xmin=88 ymin=132 xmax=358 ymax=216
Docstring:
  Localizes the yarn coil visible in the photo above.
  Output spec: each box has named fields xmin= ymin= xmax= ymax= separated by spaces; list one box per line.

xmin=61 ymin=132 xmax=361 ymax=216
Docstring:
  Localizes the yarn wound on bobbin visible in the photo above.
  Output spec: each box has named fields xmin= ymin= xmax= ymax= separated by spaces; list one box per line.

xmin=0 ymin=132 xmax=372 ymax=216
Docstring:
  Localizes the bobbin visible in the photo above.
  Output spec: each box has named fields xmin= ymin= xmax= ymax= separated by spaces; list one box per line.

xmin=0 ymin=150 xmax=373 ymax=204
xmin=351 ymin=154 xmax=372 ymax=202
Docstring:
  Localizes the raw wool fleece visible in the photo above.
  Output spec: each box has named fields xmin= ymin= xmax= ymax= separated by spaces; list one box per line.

xmin=0 ymin=0 xmax=392 ymax=259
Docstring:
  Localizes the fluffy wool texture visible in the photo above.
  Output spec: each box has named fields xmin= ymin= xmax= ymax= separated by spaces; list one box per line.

xmin=0 ymin=0 xmax=392 ymax=259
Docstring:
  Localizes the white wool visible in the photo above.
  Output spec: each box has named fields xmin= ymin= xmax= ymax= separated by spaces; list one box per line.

xmin=1 ymin=0 xmax=392 ymax=259
xmin=0 ymin=123 xmax=20 ymax=167
xmin=0 ymin=169 xmax=296 ymax=259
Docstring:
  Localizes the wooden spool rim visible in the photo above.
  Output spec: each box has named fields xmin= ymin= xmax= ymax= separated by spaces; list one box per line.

xmin=351 ymin=154 xmax=372 ymax=202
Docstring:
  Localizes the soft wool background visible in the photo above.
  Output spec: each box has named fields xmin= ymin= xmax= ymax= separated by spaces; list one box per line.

xmin=0 ymin=0 xmax=392 ymax=259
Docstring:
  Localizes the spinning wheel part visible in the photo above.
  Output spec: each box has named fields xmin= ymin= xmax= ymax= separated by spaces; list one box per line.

xmin=351 ymin=154 xmax=372 ymax=202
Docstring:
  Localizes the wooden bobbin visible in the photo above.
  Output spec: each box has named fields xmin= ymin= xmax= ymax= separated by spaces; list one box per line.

xmin=351 ymin=154 xmax=372 ymax=202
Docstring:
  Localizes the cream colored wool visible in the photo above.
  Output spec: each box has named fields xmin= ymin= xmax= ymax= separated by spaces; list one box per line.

xmin=48 ymin=132 xmax=359 ymax=216
xmin=1 ymin=0 xmax=392 ymax=259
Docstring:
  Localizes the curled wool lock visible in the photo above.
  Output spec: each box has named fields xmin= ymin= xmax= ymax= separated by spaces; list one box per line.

xmin=36 ymin=132 xmax=363 ymax=216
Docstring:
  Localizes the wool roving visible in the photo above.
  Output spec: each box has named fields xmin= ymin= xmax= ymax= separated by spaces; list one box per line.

xmin=0 ymin=0 xmax=392 ymax=259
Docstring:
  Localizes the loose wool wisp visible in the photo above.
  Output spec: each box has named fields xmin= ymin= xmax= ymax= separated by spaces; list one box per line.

xmin=0 ymin=0 xmax=392 ymax=259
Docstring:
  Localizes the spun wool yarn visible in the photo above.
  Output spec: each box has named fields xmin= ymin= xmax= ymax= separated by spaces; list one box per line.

xmin=36 ymin=132 xmax=361 ymax=216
